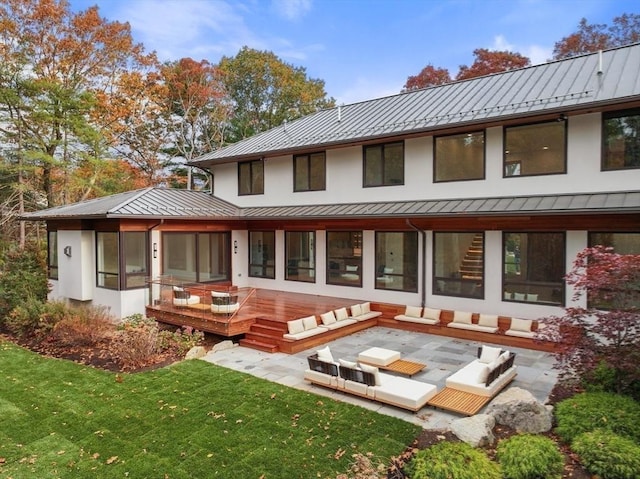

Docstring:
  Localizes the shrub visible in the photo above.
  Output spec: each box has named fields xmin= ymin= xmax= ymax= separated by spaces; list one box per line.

xmin=555 ymin=392 xmax=640 ymax=443
xmin=572 ymin=429 xmax=640 ymax=479
xmin=496 ymin=434 xmax=564 ymax=479
xmin=50 ymin=305 xmax=115 ymax=346
xmin=158 ymin=325 xmax=204 ymax=356
xmin=6 ymin=299 xmax=67 ymax=338
xmin=110 ymin=316 xmax=159 ymax=370
xmin=404 ymin=441 xmax=500 ymax=479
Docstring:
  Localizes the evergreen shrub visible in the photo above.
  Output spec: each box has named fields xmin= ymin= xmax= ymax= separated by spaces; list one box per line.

xmin=496 ymin=434 xmax=564 ymax=479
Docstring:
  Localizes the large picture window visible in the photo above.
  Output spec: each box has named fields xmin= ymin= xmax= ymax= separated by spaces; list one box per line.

xmin=294 ymin=152 xmax=325 ymax=191
xmin=375 ymin=232 xmax=418 ymax=292
xmin=363 ymin=141 xmax=404 ymax=187
xmin=327 ymin=231 xmax=362 ymax=286
xmin=602 ymin=109 xmax=640 ymax=170
xmin=48 ymin=230 xmax=58 ymax=280
xmin=97 ymin=231 xmax=149 ymax=290
xmin=238 ymin=159 xmax=264 ymax=195
xmin=162 ymin=232 xmax=230 ymax=283
xmin=249 ymin=231 xmax=275 ymax=279
xmin=503 ymin=232 xmax=565 ymax=305
xmin=123 ymin=232 xmax=148 ymax=288
xmin=434 ymin=131 xmax=485 ymax=182
xmin=97 ymin=232 xmax=119 ymax=289
xmin=504 ymin=121 xmax=566 ymax=177
xmin=433 ymin=232 xmax=484 ymax=298
xmin=286 ymin=231 xmax=315 ymax=282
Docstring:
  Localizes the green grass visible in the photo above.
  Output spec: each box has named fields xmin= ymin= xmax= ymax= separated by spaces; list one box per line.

xmin=0 ymin=340 xmax=420 ymax=478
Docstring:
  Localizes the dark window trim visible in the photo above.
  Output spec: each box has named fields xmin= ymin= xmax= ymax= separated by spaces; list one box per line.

xmin=433 ymin=130 xmax=486 ymax=183
xmin=285 ymin=230 xmax=316 ymax=283
xmin=374 ymin=230 xmax=419 ymax=293
xmin=248 ymin=230 xmax=276 ymax=279
xmin=293 ymin=151 xmax=326 ymax=192
xmin=362 ymin=140 xmax=405 ymax=187
xmin=601 ymin=108 xmax=640 ymax=172
xmin=96 ymin=231 xmax=120 ymax=290
xmin=47 ymin=230 xmax=58 ymax=280
xmin=238 ymin=159 xmax=264 ymax=196
xmin=326 ymin=230 xmax=363 ymax=287
xmin=503 ymin=119 xmax=567 ymax=178
xmin=161 ymin=231 xmax=232 ymax=283
xmin=432 ymin=231 xmax=485 ymax=299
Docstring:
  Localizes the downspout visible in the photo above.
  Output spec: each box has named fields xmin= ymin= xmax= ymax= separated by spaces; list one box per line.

xmin=406 ymin=219 xmax=427 ymax=308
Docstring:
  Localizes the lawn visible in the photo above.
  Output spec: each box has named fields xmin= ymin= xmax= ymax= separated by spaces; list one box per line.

xmin=0 ymin=340 xmax=420 ymax=478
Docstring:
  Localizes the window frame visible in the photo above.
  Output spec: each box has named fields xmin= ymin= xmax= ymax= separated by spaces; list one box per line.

xmin=433 ymin=130 xmax=486 ymax=183
xmin=293 ymin=151 xmax=326 ymax=192
xmin=96 ymin=231 xmax=120 ymax=290
xmin=249 ymin=231 xmax=276 ymax=279
xmin=601 ymin=108 xmax=640 ymax=171
xmin=161 ymin=232 xmax=231 ymax=283
xmin=502 ymin=232 xmax=566 ymax=306
xmin=432 ymin=232 xmax=485 ymax=299
xmin=503 ymin=119 xmax=567 ymax=178
xmin=326 ymin=230 xmax=363 ymax=287
xmin=375 ymin=231 xmax=418 ymax=292
xmin=96 ymin=231 xmax=150 ymax=291
xmin=238 ymin=159 xmax=264 ymax=196
xmin=285 ymin=231 xmax=316 ymax=283
xmin=48 ymin=230 xmax=58 ymax=280
xmin=363 ymin=141 xmax=404 ymax=187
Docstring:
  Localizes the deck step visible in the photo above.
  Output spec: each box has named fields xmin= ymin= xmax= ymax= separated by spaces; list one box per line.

xmin=250 ymin=323 xmax=287 ymax=337
xmin=239 ymin=337 xmax=279 ymax=353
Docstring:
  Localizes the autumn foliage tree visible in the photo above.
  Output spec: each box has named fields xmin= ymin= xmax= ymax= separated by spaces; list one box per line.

xmin=402 ymin=65 xmax=452 ymax=92
xmin=455 ymin=48 xmax=530 ymax=81
xmin=553 ymin=13 xmax=640 ymax=59
xmin=543 ymin=246 xmax=640 ymax=397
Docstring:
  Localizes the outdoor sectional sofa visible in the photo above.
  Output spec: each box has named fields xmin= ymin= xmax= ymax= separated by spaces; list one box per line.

xmin=284 ymin=302 xmax=381 ymax=340
xmin=446 ymin=311 xmax=500 ymax=334
xmin=394 ymin=305 xmax=441 ymax=325
xmin=303 ymin=347 xmax=437 ymax=411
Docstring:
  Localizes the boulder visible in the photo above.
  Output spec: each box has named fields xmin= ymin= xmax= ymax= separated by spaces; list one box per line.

xmin=185 ymin=346 xmax=207 ymax=360
xmin=485 ymin=387 xmax=553 ymax=433
xmin=451 ymin=414 xmax=495 ymax=447
xmin=210 ymin=340 xmax=237 ymax=353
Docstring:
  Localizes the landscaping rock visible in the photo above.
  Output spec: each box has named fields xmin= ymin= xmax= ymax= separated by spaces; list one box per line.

xmin=451 ymin=414 xmax=495 ymax=447
xmin=485 ymin=387 xmax=553 ymax=433
xmin=210 ymin=340 xmax=237 ymax=353
xmin=185 ymin=346 xmax=207 ymax=360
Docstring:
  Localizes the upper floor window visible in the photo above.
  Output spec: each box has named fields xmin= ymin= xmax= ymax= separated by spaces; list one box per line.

xmin=433 ymin=232 xmax=484 ymax=299
xmin=238 ymin=159 xmax=264 ymax=195
xmin=249 ymin=231 xmax=275 ymax=279
xmin=434 ymin=131 xmax=485 ymax=182
xmin=602 ymin=109 xmax=640 ymax=171
xmin=48 ymin=230 xmax=58 ymax=280
xmin=294 ymin=152 xmax=325 ymax=191
xmin=504 ymin=120 xmax=566 ymax=177
xmin=375 ymin=231 xmax=418 ymax=292
xmin=363 ymin=141 xmax=404 ymax=187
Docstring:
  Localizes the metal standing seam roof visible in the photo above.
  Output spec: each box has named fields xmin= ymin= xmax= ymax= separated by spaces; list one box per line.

xmin=190 ymin=44 xmax=640 ymax=166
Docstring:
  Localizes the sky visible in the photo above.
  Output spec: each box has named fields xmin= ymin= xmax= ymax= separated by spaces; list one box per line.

xmin=68 ymin=0 xmax=638 ymax=105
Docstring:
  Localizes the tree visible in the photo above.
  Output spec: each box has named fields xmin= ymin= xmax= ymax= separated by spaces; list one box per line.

xmin=455 ymin=48 xmax=530 ymax=81
xmin=553 ymin=13 xmax=640 ymax=59
xmin=402 ymin=65 xmax=452 ymax=92
xmin=218 ymin=46 xmax=335 ymax=142
xmin=543 ymin=246 xmax=640 ymax=396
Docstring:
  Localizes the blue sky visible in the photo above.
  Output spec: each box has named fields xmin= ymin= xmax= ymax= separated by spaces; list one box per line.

xmin=69 ymin=0 xmax=637 ymax=105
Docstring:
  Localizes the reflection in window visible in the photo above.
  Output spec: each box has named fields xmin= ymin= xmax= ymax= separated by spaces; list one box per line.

xmin=249 ymin=231 xmax=275 ymax=279
xmin=504 ymin=121 xmax=566 ymax=177
xmin=434 ymin=131 xmax=485 ymax=182
xmin=286 ymin=231 xmax=315 ymax=282
xmin=123 ymin=232 xmax=147 ymax=289
xmin=162 ymin=232 xmax=230 ymax=283
xmin=327 ymin=231 xmax=362 ymax=286
xmin=364 ymin=142 xmax=404 ymax=186
xmin=503 ymin=232 xmax=565 ymax=305
xmin=602 ymin=109 xmax=640 ymax=170
xmin=434 ymin=232 xmax=484 ymax=299
xmin=238 ymin=159 xmax=264 ymax=195
xmin=48 ymin=230 xmax=58 ymax=280
xmin=97 ymin=232 xmax=119 ymax=289
xmin=375 ymin=232 xmax=418 ymax=292
xmin=294 ymin=152 xmax=325 ymax=191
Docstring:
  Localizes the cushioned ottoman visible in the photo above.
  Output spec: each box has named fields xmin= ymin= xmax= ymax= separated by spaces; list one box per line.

xmin=358 ymin=347 xmax=401 ymax=367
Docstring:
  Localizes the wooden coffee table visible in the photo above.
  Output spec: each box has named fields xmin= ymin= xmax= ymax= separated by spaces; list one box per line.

xmin=358 ymin=347 xmax=426 ymax=377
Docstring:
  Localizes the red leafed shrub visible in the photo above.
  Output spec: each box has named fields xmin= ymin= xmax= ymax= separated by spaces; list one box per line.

xmin=50 ymin=306 xmax=115 ymax=346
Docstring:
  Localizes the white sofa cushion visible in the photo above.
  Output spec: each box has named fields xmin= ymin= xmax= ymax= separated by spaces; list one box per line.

xmin=319 ymin=318 xmax=358 ymax=330
xmin=288 ymin=318 xmax=305 ymax=335
xmin=359 ymin=363 xmax=381 ymax=386
xmin=479 ymin=345 xmax=502 ymax=364
xmin=370 ymin=373 xmax=438 ymax=411
xmin=445 ymin=358 xmax=517 ymax=397
xmin=317 ymin=346 xmax=334 ymax=363
xmin=405 ymin=305 xmax=422 ymax=318
xmin=351 ymin=303 xmax=363 ymax=317
xmin=339 ymin=358 xmax=358 ymax=369
xmin=422 ymin=307 xmax=441 ymax=321
xmin=357 ymin=347 xmax=401 ymax=367
xmin=302 ymin=315 xmax=318 ymax=330
xmin=361 ymin=302 xmax=371 ymax=314
xmin=453 ymin=311 xmax=473 ymax=324
xmin=478 ymin=314 xmax=498 ymax=328
xmin=320 ymin=311 xmax=337 ymax=325
xmin=335 ymin=307 xmax=349 ymax=321
xmin=510 ymin=317 xmax=532 ymax=332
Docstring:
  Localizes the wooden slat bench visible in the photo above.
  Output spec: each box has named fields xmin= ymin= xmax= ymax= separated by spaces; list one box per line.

xmin=427 ymin=387 xmax=490 ymax=416
xmin=374 ymin=359 xmax=426 ymax=377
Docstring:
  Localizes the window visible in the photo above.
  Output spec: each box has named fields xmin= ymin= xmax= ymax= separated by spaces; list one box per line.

xmin=123 ymin=232 xmax=148 ymax=289
xmin=249 ymin=231 xmax=275 ymax=279
xmin=48 ymin=230 xmax=58 ymax=280
xmin=363 ymin=141 xmax=404 ymax=186
xmin=327 ymin=231 xmax=362 ymax=286
xmin=602 ymin=109 xmax=640 ymax=170
xmin=433 ymin=232 xmax=484 ymax=298
xmin=238 ymin=159 xmax=264 ymax=195
xmin=97 ymin=232 xmax=119 ymax=289
xmin=504 ymin=121 xmax=566 ymax=177
xmin=588 ymin=232 xmax=640 ymax=309
xmin=294 ymin=152 xmax=325 ymax=191
xmin=503 ymin=232 xmax=565 ymax=305
xmin=286 ymin=231 xmax=315 ymax=282
xmin=434 ymin=131 xmax=485 ymax=182
xmin=375 ymin=232 xmax=418 ymax=292
xmin=162 ymin=232 xmax=230 ymax=282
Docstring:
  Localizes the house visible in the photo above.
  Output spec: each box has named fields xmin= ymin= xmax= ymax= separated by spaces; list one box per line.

xmin=22 ymin=44 xmax=640 ymax=333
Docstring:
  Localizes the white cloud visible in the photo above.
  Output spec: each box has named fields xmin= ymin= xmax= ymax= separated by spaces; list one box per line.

xmin=271 ymin=0 xmax=312 ymax=20
xmin=492 ymin=34 xmax=514 ymax=51
xmin=491 ymin=35 xmax=552 ymax=66
xmin=335 ymin=77 xmax=403 ymax=105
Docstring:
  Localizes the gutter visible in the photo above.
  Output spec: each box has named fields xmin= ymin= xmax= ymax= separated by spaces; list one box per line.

xmin=406 ymin=219 xmax=426 ymax=308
